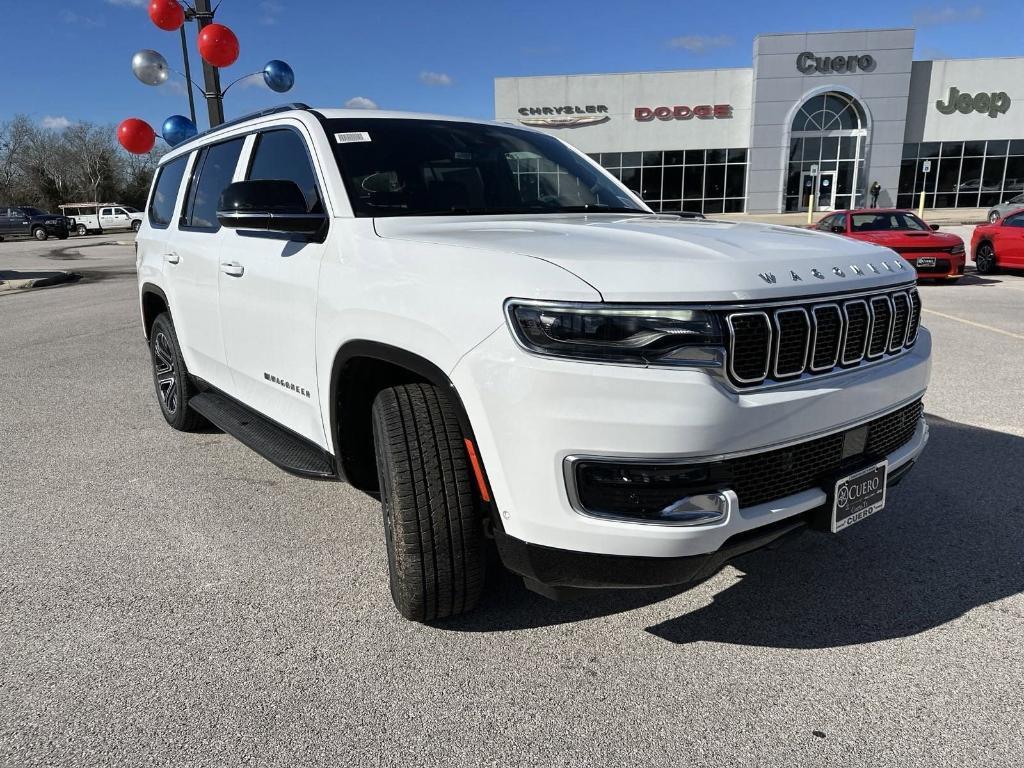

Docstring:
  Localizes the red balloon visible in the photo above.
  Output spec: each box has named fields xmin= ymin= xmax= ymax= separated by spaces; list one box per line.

xmin=118 ymin=118 xmax=156 ymax=155
xmin=198 ymin=23 xmax=239 ymax=68
xmin=148 ymin=0 xmax=184 ymax=31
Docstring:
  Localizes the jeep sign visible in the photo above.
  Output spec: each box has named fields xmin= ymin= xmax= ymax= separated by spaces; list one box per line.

xmin=935 ymin=87 xmax=1011 ymax=118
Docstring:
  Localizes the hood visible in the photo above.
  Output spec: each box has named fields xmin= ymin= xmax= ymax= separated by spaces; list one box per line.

xmin=373 ymin=213 xmax=915 ymax=303
xmin=856 ymin=230 xmax=961 ymax=247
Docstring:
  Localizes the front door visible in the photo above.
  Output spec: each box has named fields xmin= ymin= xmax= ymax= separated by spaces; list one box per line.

xmin=1000 ymin=212 xmax=1024 ymax=265
xmin=99 ymin=207 xmax=132 ymax=230
xmin=800 ymin=172 xmax=838 ymax=211
xmin=217 ymin=125 xmax=329 ymax=447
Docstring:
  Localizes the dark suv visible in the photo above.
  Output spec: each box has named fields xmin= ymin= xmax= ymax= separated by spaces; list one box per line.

xmin=0 ymin=206 xmax=70 ymax=241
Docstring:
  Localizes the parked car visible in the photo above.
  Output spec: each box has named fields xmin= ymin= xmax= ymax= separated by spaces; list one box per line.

xmin=986 ymin=193 xmax=1024 ymax=224
xmin=0 ymin=206 xmax=69 ymax=241
xmin=138 ymin=104 xmax=931 ymax=622
xmin=813 ymin=209 xmax=965 ymax=281
xmin=61 ymin=203 xmax=144 ymax=235
xmin=971 ymin=208 xmax=1024 ymax=274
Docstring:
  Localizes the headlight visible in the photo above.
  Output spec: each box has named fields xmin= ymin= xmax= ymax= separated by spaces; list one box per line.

xmin=506 ymin=301 xmax=724 ymax=366
xmin=950 ymin=243 xmax=965 ymax=255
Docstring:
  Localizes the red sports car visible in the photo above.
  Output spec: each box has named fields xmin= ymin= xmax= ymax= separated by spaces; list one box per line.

xmin=971 ymin=208 xmax=1024 ymax=275
xmin=813 ymin=209 xmax=966 ymax=281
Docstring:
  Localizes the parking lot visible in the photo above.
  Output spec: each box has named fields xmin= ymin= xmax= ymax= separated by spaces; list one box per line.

xmin=1 ymin=228 xmax=1022 ymax=766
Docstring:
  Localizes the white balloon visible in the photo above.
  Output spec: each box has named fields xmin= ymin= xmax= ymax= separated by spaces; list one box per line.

xmin=132 ymin=49 xmax=169 ymax=87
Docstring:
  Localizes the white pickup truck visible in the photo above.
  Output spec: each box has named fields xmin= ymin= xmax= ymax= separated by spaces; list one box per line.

xmin=136 ymin=104 xmax=931 ymax=622
xmin=61 ymin=203 xmax=144 ymax=235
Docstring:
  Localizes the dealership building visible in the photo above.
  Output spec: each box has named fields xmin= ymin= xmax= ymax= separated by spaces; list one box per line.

xmin=494 ymin=28 xmax=1024 ymax=214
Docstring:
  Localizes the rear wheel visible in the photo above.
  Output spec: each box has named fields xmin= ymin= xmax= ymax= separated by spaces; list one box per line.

xmin=371 ymin=383 xmax=484 ymax=622
xmin=76 ymin=224 xmax=87 ymax=236
xmin=149 ymin=312 xmax=205 ymax=431
xmin=975 ymin=243 xmax=998 ymax=275
xmin=32 ymin=227 xmax=47 ymax=241
xmin=989 ymin=211 xmax=1001 ymax=224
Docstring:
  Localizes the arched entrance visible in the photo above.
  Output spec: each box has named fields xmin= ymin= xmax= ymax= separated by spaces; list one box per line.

xmin=784 ymin=91 xmax=869 ymax=212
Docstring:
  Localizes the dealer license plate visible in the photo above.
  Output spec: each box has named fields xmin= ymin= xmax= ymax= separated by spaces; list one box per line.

xmin=916 ymin=257 xmax=936 ymax=268
xmin=832 ymin=461 xmax=888 ymax=533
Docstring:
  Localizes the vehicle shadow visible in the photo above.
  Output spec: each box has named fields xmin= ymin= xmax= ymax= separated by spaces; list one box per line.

xmin=646 ymin=415 xmax=1024 ymax=647
xmin=440 ymin=416 xmax=1024 ymax=641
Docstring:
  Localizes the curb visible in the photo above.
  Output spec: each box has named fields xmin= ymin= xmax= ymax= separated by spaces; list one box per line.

xmin=0 ymin=271 xmax=81 ymax=293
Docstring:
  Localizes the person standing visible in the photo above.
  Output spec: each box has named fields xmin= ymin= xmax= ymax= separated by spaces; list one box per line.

xmin=870 ymin=181 xmax=881 ymax=208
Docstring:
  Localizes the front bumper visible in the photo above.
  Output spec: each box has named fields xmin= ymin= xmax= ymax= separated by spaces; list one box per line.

xmin=907 ymin=254 xmax=965 ymax=278
xmin=452 ymin=325 xmax=931 ymax=560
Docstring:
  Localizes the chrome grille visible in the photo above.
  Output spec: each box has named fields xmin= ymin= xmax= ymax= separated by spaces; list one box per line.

xmin=723 ymin=287 xmax=921 ymax=388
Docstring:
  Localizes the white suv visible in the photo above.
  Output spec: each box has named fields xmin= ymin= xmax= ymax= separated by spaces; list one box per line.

xmin=137 ymin=104 xmax=931 ymax=621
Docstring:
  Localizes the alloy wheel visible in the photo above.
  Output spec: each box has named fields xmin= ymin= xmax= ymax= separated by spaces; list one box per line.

xmin=976 ymin=245 xmax=996 ymax=274
xmin=990 ymin=212 xmax=1000 ymax=223
xmin=153 ymin=332 xmax=178 ymax=414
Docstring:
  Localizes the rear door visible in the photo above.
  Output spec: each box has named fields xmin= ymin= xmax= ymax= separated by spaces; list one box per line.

xmin=217 ymin=125 xmax=330 ymax=446
xmin=9 ymin=207 xmax=31 ymax=235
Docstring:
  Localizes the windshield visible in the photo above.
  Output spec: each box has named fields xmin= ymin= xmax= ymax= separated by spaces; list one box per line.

xmin=851 ymin=212 xmax=928 ymax=232
xmin=324 ymin=118 xmax=647 ymax=218
xmin=122 ymin=206 xmax=140 ymax=213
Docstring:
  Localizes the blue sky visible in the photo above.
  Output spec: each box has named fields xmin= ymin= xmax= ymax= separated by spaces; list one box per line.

xmin=2 ymin=0 xmax=1021 ymax=131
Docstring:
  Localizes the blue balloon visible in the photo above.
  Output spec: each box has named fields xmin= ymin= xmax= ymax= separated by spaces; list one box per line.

xmin=263 ymin=60 xmax=295 ymax=93
xmin=161 ymin=115 xmax=198 ymax=148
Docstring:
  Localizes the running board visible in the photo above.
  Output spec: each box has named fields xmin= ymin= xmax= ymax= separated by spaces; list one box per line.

xmin=189 ymin=391 xmax=337 ymax=480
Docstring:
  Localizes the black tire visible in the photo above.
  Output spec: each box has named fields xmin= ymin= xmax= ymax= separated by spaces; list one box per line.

xmin=32 ymin=227 xmax=47 ymax=242
xmin=975 ymin=242 xmax=998 ymax=275
xmin=989 ymin=211 xmax=1001 ymax=224
xmin=371 ymin=383 xmax=484 ymax=621
xmin=132 ymin=220 xmax=141 ymax=233
xmin=148 ymin=312 xmax=205 ymax=431
xmin=76 ymin=224 xmax=87 ymax=236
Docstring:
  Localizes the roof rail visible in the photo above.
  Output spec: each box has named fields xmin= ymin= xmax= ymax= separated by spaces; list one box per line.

xmin=170 ymin=102 xmax=312 ymax=153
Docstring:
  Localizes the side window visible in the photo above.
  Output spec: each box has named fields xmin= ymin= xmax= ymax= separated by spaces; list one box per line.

xmin=183 ymin=137 xmax=245 ymax=230
xmin=148 ymin=155 xmax=189 ymax=228
xmin=1006 ymin=213 xmax=1024 ymax=228
xmin=818 ymin=215 xmax=836 ymax=231
xmin=247 ymin=129 xmax=323 ymax=213
xmin=101 ymin=208 xmax=112 ymax=216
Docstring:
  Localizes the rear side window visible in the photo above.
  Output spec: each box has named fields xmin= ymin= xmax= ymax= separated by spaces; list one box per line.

xmin=182 ymin=137 xmax=245 ymax=230
xmin=148 ymin=155 xmax=189 ymax=228
xmin=247 ymin=129 xmax=323 ymax=213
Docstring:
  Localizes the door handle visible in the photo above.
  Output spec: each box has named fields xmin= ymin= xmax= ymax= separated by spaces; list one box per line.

xmin=220 ymin=261 xmax=244 ymax=277
xmin=164 ymin=252 xmax=180 ymax=264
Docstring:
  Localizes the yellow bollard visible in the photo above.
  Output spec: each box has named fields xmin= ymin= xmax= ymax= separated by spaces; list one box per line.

xmin=918 ymin=190 xmax=926 ymax=218
xmin=807 ymin=193 xmax=815 ymax=226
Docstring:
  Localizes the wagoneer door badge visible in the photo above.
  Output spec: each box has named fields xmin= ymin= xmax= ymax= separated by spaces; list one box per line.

xmin=264 ymin=372 xmax=311 ymax=398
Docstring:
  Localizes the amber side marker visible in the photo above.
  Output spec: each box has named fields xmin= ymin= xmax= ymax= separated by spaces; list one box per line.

xmin=463 ymin=438 xmax=492 ymax=502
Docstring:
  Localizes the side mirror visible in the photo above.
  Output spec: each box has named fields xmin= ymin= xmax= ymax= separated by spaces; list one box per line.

xmin=929 ymin=224 xmax=940 ymax=231
xmin=831 ymin=224 xmax=845 ymax=234
xmin=217 ymin=179 xmax=326 ymax=235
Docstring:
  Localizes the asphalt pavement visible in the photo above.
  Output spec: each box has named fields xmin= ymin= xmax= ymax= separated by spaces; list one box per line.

xmin=1 ymin=229 xmax=1022 ymax=767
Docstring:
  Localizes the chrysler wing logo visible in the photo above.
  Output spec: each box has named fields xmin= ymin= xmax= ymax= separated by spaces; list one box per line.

xmin=758 ymin=272 xmax=777 ymax=284
xmin=518 ymin=115 xmax=611 ymax=129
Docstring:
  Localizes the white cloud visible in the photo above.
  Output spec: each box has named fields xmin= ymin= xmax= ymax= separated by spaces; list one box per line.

xmin=912 ymin=5 xmax=985 ymax=25
xmin=41 ymin=116 xmax=73 ymax=131
xmin=60 ymin=9 xmax=104 ymax=27
xmin=258 ymin=0 xmax=282 ymax=25
xmin=668 ymin=34 xmax=734 ymax=53
xmin=419 ymin=71 xmax=453 ymax=87
xmin=345 ymin=96 xmax=379 ymax=110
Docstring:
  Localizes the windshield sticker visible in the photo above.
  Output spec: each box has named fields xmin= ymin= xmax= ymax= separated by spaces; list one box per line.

xmin=335 ymin=132 xmax=372 ymax=144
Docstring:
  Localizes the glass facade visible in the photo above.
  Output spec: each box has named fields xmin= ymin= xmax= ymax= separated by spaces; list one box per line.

xmin=587 ymin=149 xmax=748 ymax=214
xmin=898 ymin=140 xmax=1024 ymax=209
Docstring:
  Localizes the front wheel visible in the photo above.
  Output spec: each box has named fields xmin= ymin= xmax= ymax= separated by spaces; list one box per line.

xmin=975 ymin=243 xmax=998 ymax=275
xmin=989 ymin=211 xmax=1001 ymax=224
xmin=371 ymin=383 xmax=485 ymax=622
xmin=132 ymin=220 xmax=141 ymax=233
xmin=148 ymin=312 xmax=206 ymax=431
xmin=32 ymin=227 xmax=47 ymax=241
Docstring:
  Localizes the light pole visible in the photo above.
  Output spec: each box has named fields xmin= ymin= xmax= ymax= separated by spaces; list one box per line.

xmin=191 ymin=0 xmax=225 ymax=127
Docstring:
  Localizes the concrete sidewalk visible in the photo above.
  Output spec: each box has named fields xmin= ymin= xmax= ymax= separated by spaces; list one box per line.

xmin=716 ymin=207 xmax=990 ymax=227
xmin=0 ymin=270 xmax=80 ymax=293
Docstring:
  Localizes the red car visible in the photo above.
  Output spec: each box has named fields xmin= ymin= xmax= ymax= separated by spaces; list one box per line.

xmin=971 ymin=208 xmax=1024 ymax=275
xmin=813 ymin=209 xmax=966 ymax=282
